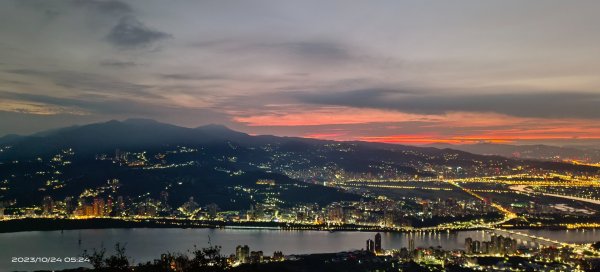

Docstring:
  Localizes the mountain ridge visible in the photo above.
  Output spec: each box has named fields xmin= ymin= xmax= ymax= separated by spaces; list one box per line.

xmin=1 ymin=119 xmax=599 ymax=172
xmin=428 ymin=142 xmax=600 ymax=162
xmin=1 ymin=119 xmax=599 ymax=209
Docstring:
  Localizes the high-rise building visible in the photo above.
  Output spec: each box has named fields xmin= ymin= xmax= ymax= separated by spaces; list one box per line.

xmin=511 ymin=238 xmax=518 ymax=253
xmin=250 ymin=251 xmax=263 ymax=263
xmin=296 ymin=211 xmax=305 ymax=222
xmin=497 ymin=235 xmax=505 ymax=254
xmin=180 ymin=197 xmax=199 ymax=216
xmin=84 ymin=204 xmax=94 ymax=216
xmin=92 ymin=197 xmax=105 ymax=217
xmin=366 ymin=239 xmax=375 ymax=253
xmin=464 ymin=236 xmax=518 ymax=256
xmin=490 ymin=235 xmax=499 ymax=254
xmin=116 ymin=196 xmax=126 ymax=214
xmin=106 ymin=197 xmax=114 ymax=215
xmin=503 ymin=237 xmax=517 ymax=254
xmin=64 ymin=196 xmax=75 ymax=215
xmin=383 ymin=209 xmax=396 ymax=227
xmin=273 ymin=251 xmax=284 ymax=261
xmin=206 ymin=203 xmax=219 ymax=219
xmin=465 ymin=237 xmax=473 ymax=254
xmin=374 ymin=233 xmax=382 ymax=254
xmin=481 ymin=241 xmax=490 ymax=254
xmin=327 ymin=204 xmax=343 ymax=223
xmin=42 ymin=196 xmax=54 ymax=215
xmin=160 ymin=191 xmax=169 ymax=207
xmin=236 ymin=245 xmax=250 ymax=263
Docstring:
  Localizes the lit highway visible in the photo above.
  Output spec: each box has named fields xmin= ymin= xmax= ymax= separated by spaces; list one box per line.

xmin=511 ymin=184 xmax=600 ymax=205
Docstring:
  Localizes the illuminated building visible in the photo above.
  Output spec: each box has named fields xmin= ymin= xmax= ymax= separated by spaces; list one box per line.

xmin=256 ymin=179 xmax=276 ymax=186
xmin=273 ymin=251 xmax=284 ymax=261
xmin=64 ymin=196 xmax=75 ymax=215
xmin=327 ymin=204 xmax=343 ymax=223
xmin=206 ymin=203 xmax=219 ymax=219
xmin=106 ymin=197 xmax=113 ymax=215
xmin=116 ymin=196 xmax=126 ymax=215
xmin=42 ymin=196 xmax=54 ymax=215
xmin=375 ymin=233 xmax=382 ymax=254
xmin=92 ymin=197 xmax=105 ymax=217
xmin=250 ymin=251 xmax=263 ymax=263
xmin=180 ymin=197 xmax=199 ymax=216
xmin=236 ymin=245 xmax=250 ymax=263
xmin=465 ymin=238 xmax=473 ymax=254
xmin=366 ymin=239 xmax=375 ymax=253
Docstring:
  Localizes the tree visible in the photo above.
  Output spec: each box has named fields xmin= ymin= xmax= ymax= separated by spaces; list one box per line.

xmin=83 ymin=247 xmax=106 ymax=269
xmin=83 ymin=243 xmax=131 ymax=271
xmin=188 ymin=245 xmax=228 ymax=271
xmin=104 ymin=243 xmax=130 ymax=270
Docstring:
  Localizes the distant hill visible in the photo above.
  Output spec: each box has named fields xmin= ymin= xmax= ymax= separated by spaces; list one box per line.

xmin=0 ymin=119 xmax=249 ymax=159
xmin=0 ymin=134 xmax=23 ymax=145
xmin=428 ymin=143 xmax=600 ymax=162
xmin=2 ymin=119 xmax=599 ymax=172
xmin=1 ymin=119 xmax=598 ymax=208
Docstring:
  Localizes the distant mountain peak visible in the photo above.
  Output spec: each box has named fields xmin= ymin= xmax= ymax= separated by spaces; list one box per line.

xmin=197 ymin=123 xmax=233 ymax=131
xmin=121 ymin=118 xmax=162 ymax=125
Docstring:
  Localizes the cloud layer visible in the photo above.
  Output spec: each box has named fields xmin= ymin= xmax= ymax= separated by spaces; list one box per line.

xmin=299 ymin=89 xmax=600 ymax=119
xmin=106 ymin=16 xmax=171 ymax=48
xmin=1 ymin=0 xmax=600 ymax=146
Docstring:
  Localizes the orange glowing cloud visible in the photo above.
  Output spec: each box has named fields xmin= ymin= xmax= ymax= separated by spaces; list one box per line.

xmin=303 ymin=132 xmax=347 ymax=139
xmin=359 ymin=135 xmax=512 ymax=144
xmin=233 ymin=107 xmax=442 ymax=126
xmin=359 ymin=127 xmax=600 ymax=145
xmin=232 ymin=106 xmax=600 ymax=144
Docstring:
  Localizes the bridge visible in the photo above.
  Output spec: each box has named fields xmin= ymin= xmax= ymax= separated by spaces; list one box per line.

xmin=487 ymin=228 xmax=567 ymax=247
xmin=487 ymin=227 xmax=600 ymax=256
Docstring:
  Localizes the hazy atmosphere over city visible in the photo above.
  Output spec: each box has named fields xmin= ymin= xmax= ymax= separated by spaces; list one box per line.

xmin=2 ymin=0 xmax=600 ymax=146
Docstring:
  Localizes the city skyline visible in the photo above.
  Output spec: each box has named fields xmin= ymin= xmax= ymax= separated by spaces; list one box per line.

xmin=2 ymin=1 xmax=600 ymax=146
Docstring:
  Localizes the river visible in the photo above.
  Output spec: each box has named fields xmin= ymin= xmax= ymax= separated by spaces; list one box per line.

xmin=1 ymin=228 xmax=599 ymax=271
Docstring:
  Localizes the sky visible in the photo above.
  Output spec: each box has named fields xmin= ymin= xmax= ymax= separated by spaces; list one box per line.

xmin=1 ymin=0 xmax=600 ymax=146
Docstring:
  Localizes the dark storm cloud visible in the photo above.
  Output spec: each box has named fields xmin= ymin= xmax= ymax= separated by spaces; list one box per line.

xmin=13 ymin=0 xmax=59 ymax=11
xmin=106 ymin=16 xmax=172 ymax=49
xmin=12 ymin=0 xmax=169 ymax=50
xmin=0 ymin=93 xmax=232 ymax=136
xmin=0 ymin=90 xmax=228 ymax=127
xmin=6 ymin=69 xmax=157 ymax=97
xmin=299 ymin=89 xmax=600 ymax=119
xmin=11 ymin=0 xmax=63 ymax=21
xmin=14 ymin=0 xmax=132 ymax=19
xmin=0 ymin=91 xmax=148 ymax=115
xmin=192 ymin=39 xmax=357 ymax=64
xmin=70 ymin=0 xmax=132 ymax=15
xmin=99 ymin=60 xmax=137 ymax=68
xmin=159 ymin=74 xmax=225 ymax=81
xmin=275 ymin=41 xmax=353 ymax=61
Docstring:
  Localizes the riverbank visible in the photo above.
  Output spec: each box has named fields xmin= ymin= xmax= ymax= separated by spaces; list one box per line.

xmin=1 ymin=217 xmax=597 ymax=234
xmin=0 ymin=218 xmax=394 ymax=233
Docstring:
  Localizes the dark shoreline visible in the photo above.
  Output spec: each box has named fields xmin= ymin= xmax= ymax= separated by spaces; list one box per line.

xmin=0 ymin=218 xmax=593 ymax=234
